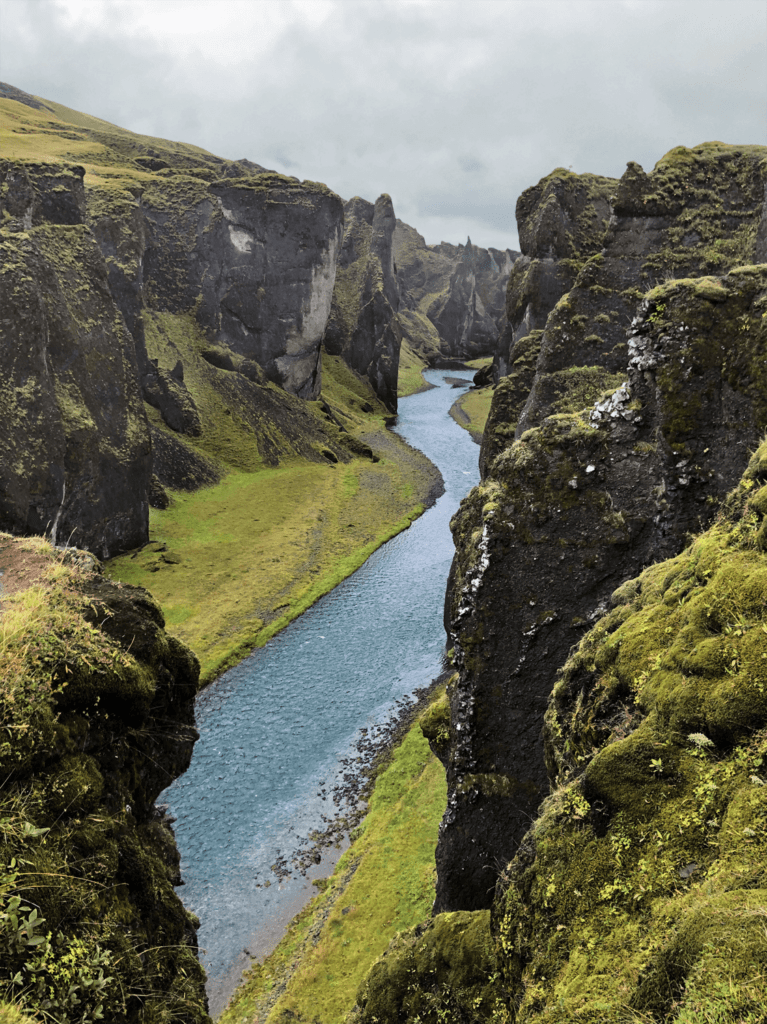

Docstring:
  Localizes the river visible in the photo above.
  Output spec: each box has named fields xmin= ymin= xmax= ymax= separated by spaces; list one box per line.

xmin=161 ymin=369 xmax=481 ymax=1014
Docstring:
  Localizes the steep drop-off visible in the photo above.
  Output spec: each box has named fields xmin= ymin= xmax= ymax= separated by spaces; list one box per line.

xmin=0 ymin=535 xmax=209 ymax=1023
xmin=439 ymin=144 xmax=767 ymax=912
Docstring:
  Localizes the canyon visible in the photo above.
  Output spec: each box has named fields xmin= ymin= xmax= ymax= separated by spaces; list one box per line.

xmin=2 ymin=78 xmax=767 ymax=1024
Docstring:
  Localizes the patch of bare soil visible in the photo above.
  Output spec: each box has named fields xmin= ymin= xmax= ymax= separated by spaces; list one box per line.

xmin=0 ymin=538 xmax=53 ymax=611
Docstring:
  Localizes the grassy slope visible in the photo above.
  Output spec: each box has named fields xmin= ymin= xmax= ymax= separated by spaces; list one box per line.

xmin=219 ymin=707 xmax=447 ymax=1024
xmin=398 ymin=337 xmax=431 ymax=397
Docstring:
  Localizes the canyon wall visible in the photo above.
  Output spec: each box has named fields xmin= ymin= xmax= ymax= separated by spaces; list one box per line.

xmin=439 ymin=142 xmax=767 ymax=912
xmin=394 ymin=220 xmax=519 ymax=363
xmin=324 ymin=194 xmax=402 ymax=412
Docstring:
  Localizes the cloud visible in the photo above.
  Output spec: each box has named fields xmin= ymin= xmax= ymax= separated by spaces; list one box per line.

xmin=1 ymin=0 xmax=765 ymax=250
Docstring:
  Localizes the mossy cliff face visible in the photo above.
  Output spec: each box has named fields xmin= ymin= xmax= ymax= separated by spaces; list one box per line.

xmin=438 ymin=143 xmax=767 ymax=915
xmin=0 ymin=161 xmax=151 ymax=558
xmin=512 ymin=144 xmax=767 ymax=436
xmin=393 ymin=219 xmax=519 ymax=364
xmin=0 ymin=537 xmax=209 ymax=1023
xmin=439 ymin=262 xmax=767 ymax=913
xmin=324 ymin=195 xmax=401 ymax=411
xmin=493 ymin=168 xmax=616 ymax=382
xmin=494 ymin=455 xmax=767 ymax=1021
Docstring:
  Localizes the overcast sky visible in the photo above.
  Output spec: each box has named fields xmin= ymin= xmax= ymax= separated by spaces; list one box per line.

xmin=1 ymin=0 xmax=765 ymax=250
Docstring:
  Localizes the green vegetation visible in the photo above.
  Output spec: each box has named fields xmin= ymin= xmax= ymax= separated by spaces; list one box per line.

xmin=450 ymin=386 xmax=495 ymax=443
xmin=397 ymin=337 xmax=431 ymax=397
xmin=397 ymin=309 xmax=443 ymax=397
xmin=219 ymin=705 xmax=447 ymax=1024
xmin=492 ymin=441 xmax=767 ymax=1021
xmin=0 ymin=535 xmax=208 ymax=1024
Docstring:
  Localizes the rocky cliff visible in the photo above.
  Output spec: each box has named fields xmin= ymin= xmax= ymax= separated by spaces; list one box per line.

xmin=0 ymin=86 xmax=368 ymax=555
xmin=324 ymin=194 xmax=401 ymax=411
xmin=0 ymin=536 xmax=209 ymax=1023
xmin=0 ymin=161 xmax=152 ymax=559
xmin=393 ymin=220 xmax=519 ymax=364
xmin=438 ymin=144 xmax=767 ymax=913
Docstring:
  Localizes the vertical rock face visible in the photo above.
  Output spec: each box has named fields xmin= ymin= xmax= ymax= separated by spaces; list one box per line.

xmin=493 ymin=168 xmax=616 ymax=381
xmin=428 ymin=240 xmax=516 ymax=360
xmin=139 ymin=174 xmax=344 ymax=401
xmin=436 ymin=143 xmax=767 ymax=913
xmin=0 ymin=162 xmax=151 ymax=558
xmin=324 ymin=194 xmax=402 ymax=411
xmin=394 ymin=220 xmax=519 ymax=363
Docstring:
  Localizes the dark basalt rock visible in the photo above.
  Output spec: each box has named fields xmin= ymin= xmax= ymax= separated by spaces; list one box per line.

xmin=324 ymin=194 xmax=402 ymax=411
xmin=137 ymin=173 xmax=344 ymax=401
xmin=436 ymin=144 xmax=767 ymax=913
xmin=393 ymin=220 xmax=519 ymax=364
xmin=493 ymin=168 xmax=616 ymax=381
xmin=0 ymin=163 xmax=151 ymax=558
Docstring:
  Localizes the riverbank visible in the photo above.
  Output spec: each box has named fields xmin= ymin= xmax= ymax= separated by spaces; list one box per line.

xmin=106 ymin=355 xmax=443 ymax=686
xmin=218 ymin=678 xmax=450 ymax=1024
xmin=447 ymin=358 xmax=494 ymax=444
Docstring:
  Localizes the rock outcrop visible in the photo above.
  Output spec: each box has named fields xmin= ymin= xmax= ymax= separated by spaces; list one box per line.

xmin=137 ymin=173 xmax=343 ymax=401
xmin=0 ymin=162 xmax=151 ymax=558
xmin=393 ymin=220 xmax=519 ymax=364
xmin=351 ymin=145 xmax=767 ymax=1024
xmin=0 ymin=538 xmax=210 ymax=1023
xmin=324 ymin=194 xmax=401 ymax=411
xmin=438 ymin=143 xmax=767 ymax=913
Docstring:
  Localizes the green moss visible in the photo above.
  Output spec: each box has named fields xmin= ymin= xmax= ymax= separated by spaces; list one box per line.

xmin=0 ymin=537 xmax=209 ymax=1024
xmin=419 ymin=687 xmax=451 ymax=758
xmin=494 ymin=446 xmax=767 ymax=1020
xmin=355 ymin=910 xmax=503 ymax=1024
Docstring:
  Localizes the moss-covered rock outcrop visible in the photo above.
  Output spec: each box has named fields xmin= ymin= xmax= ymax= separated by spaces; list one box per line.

xmin=0 ymin=161 xmax=151 ymax=558
xmin=438 ymin=143 xmax=767 ymax=913
xmin=493 ymin=450 xmax=767 ymax=1020
xmin=0 ymin=534 xmax=209 ymax=1023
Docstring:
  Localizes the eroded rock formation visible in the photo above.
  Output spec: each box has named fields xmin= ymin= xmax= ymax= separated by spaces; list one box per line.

xmin=393 ymin=220 xmax=519 ymax=363
xmin=438 ymin=143 xmax=767 ymax=912
xmin=324 ymin=194 xmax=401 ymax=411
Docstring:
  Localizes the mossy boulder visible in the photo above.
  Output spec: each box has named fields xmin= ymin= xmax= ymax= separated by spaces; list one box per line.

xmin=354 ymin=910 xmax=503 ymax=1024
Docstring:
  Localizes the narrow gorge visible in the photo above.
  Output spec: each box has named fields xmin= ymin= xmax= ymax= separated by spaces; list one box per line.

xmin=1 ymin=79 xmax=767 ymax=1024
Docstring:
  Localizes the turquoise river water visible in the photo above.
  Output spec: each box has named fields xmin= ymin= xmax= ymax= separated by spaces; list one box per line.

xmin=162 ymin=369 xmax=481 ymax=1013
